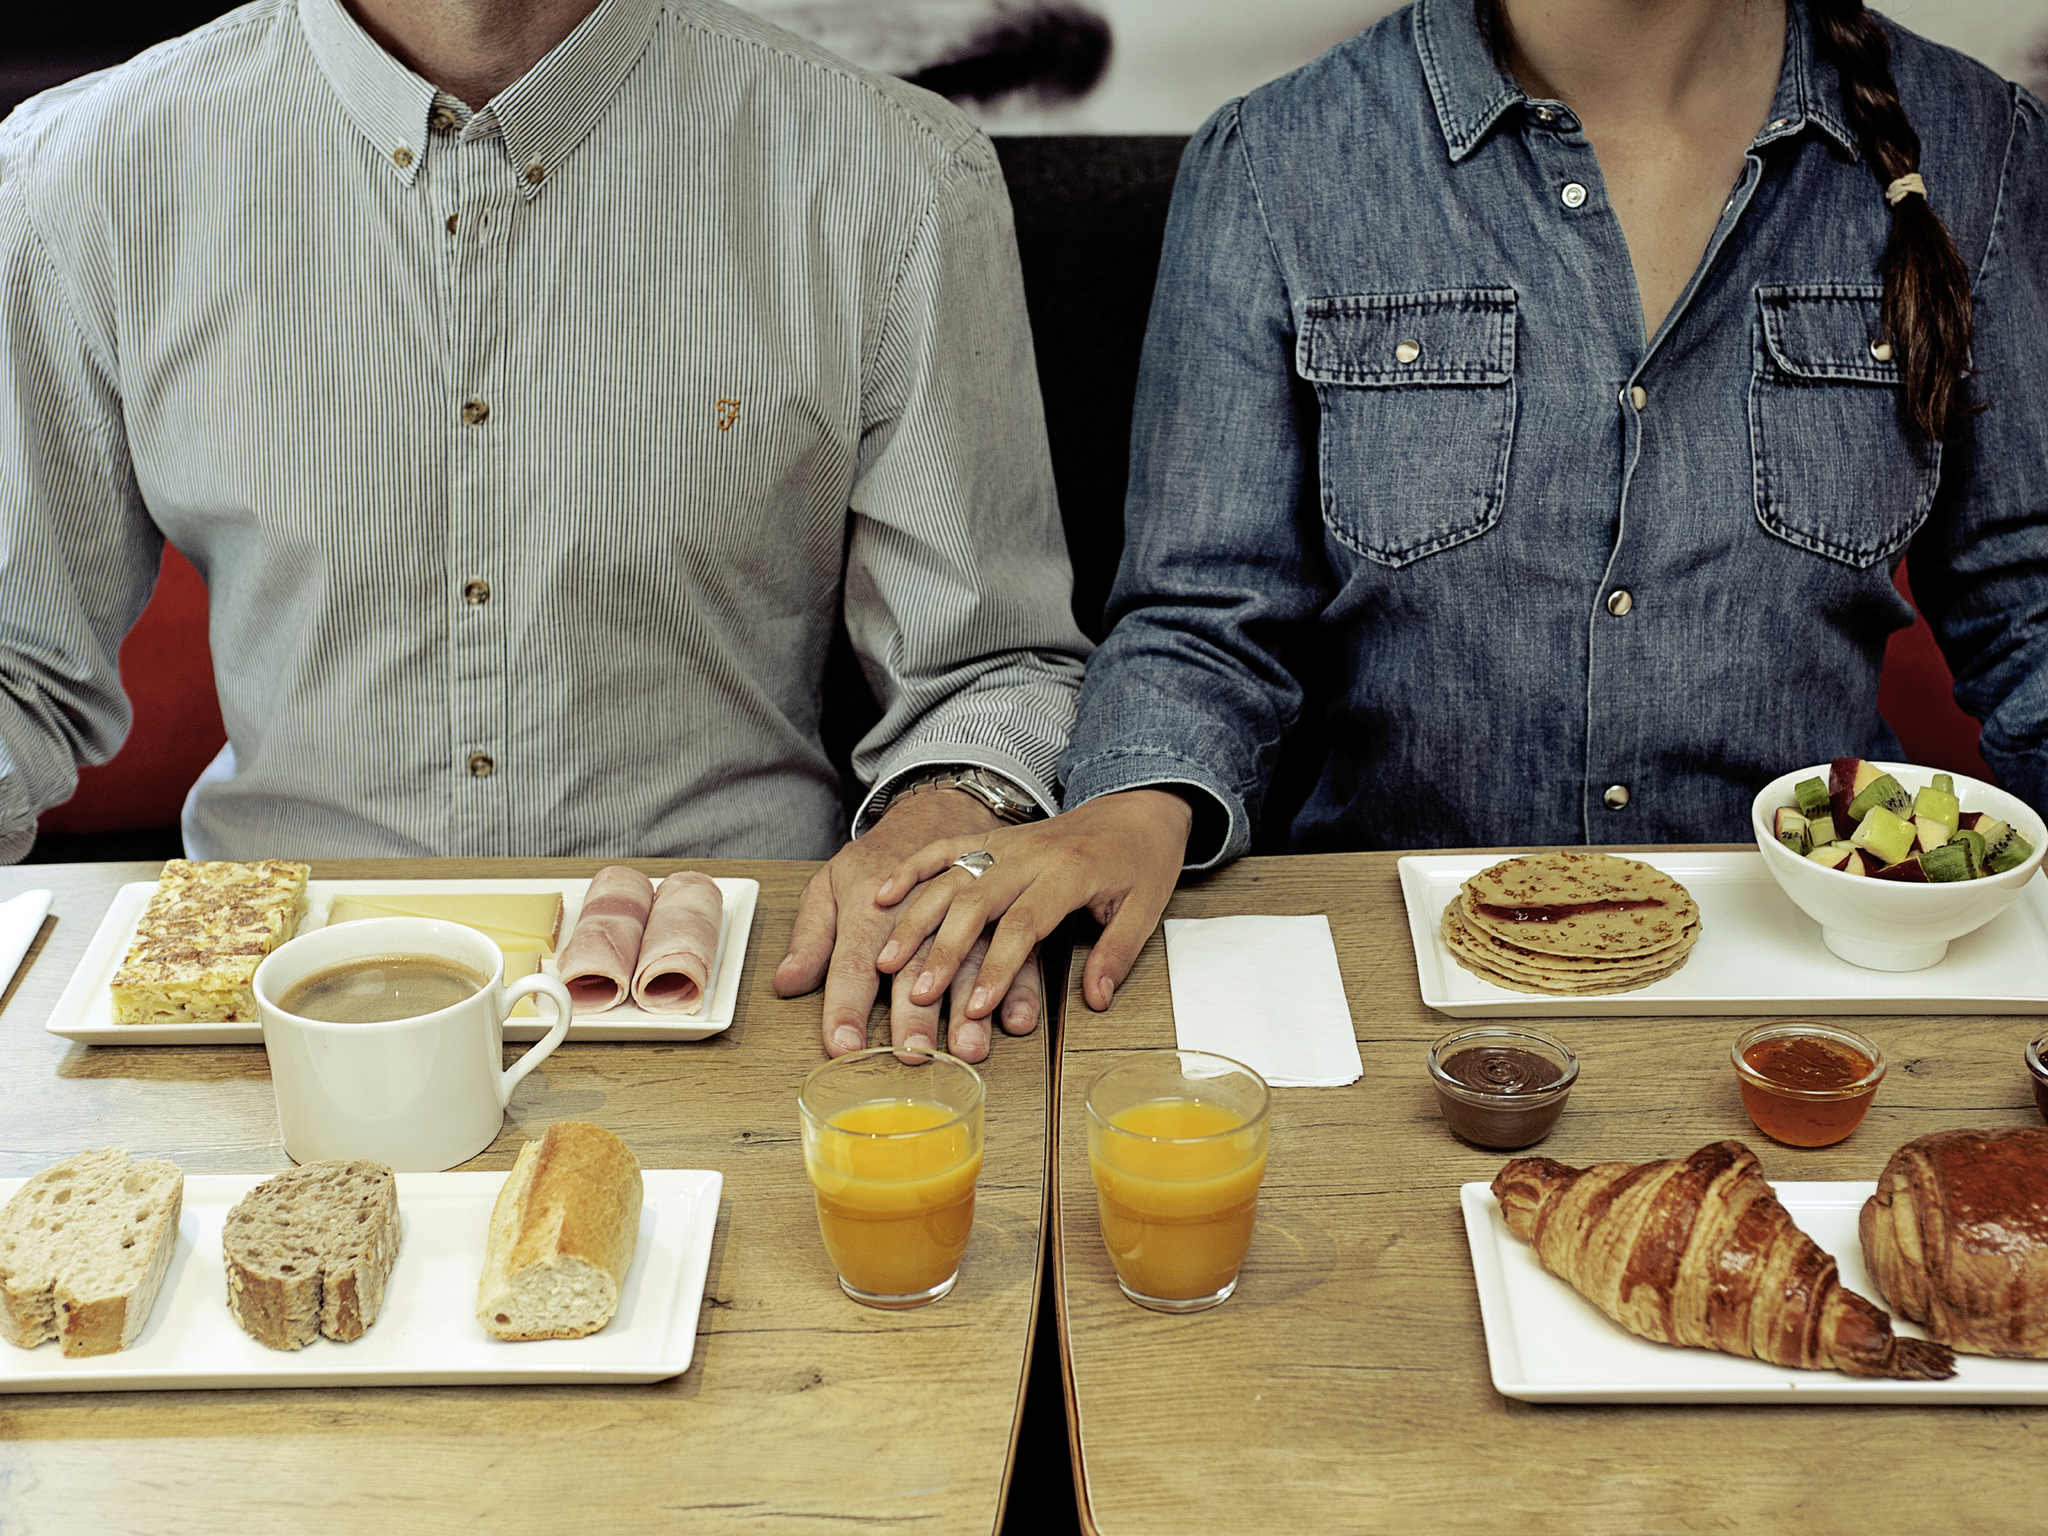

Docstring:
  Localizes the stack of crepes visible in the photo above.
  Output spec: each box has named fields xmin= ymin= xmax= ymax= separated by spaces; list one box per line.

xmin=556 ymin=867 xmax=724 ymax=1015
xmin=1439 ymin=851 xmax=1700 ymax=995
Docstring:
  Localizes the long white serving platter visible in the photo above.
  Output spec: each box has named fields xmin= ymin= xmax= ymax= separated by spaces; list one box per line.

xmin=44 ymin=876 xmax=758 ymax=1044
xmin=0 ymin=1168 xmax=721 ymax=1392
xmin=1401 ymin=850 xmax=2048 ymax=1017
xmin=1461 ymin=1179 xmax=2048 ymax=1403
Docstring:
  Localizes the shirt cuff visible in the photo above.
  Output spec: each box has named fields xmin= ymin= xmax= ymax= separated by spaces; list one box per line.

xmin=1059 ymin=748 xmax=1247 ymax=872
xmin=852 ymin=744 xmax=1058 ymax=839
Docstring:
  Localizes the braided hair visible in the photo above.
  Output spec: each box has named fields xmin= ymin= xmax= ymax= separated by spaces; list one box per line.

xmin=1474 ymin=0 xmax=1976 ymax=439
xmin=1807 ymin=0 xmax=1975 ymax=439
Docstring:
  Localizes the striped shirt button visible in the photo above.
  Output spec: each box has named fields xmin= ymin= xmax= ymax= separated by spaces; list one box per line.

xmin=467 ymin=752 xmax=496 ymax=778
xmin=524 ymin=163 xmax=546 ymax=186
xmin=431 ymin=107 xmax=460 ymax=134
xmin=392 ymin=145 xmax=414 ymax=168
xmin=461 ymin=399 xmax=490 ymax=426
xmin=462 ymin=579 xmax=491 ymax=605
xmin=445 ymin=213 xmax=458 ymax=236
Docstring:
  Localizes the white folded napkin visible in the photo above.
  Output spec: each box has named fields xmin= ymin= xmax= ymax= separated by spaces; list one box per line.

xmin=1163 ymin=914 xmax=1363 ymax=1087
xmin=0 ymin=888 xmax=52 ymax=1004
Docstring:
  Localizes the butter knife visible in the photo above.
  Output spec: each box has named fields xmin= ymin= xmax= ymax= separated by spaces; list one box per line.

xmin=0 ymin=888 xmax=53 ymax=1004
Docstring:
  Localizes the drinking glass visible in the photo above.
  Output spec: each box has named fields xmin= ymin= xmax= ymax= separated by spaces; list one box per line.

xmin=1085 ymin=1050 xmax=1271 ymax=1313
xmin=798 ymin=1046 xmax=985 ymax=1309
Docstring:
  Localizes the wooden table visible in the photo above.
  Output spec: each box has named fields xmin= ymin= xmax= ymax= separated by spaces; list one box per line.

xmin=1057 ymin=851 xmax=2045 ymax=1536
xmin=0 ymin=860 xmax=1051 ymax=1536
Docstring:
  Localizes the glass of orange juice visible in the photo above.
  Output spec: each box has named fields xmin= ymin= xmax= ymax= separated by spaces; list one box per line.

xmin=1085 ymin=1050 xmax=1270 ymax=1314
xmin=798 ymin=1046 xmax=985 ymax=1309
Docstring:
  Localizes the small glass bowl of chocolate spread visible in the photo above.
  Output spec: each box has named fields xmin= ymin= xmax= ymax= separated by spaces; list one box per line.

xmin=2025 ymin=1036 xmax=2048 ymax=1126
xmin=1427 ymin=1027 xmax=1578 ymax=1150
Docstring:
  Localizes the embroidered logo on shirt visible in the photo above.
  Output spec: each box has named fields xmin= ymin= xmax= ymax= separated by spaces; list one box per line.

xmin=715 ymin=399 xmax=741 ymax=431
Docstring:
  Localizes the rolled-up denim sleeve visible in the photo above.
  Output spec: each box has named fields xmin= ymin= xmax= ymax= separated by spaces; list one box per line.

xmin=0 ymin=151 xmax=161 ymax=863
xmin=846 ymin=129 xmax=1091 ymax=835
xmin=1911 ymin=88 xmax=2048 ymax=815
xmin=1058 ymin=101 xmax=1333 ymax=869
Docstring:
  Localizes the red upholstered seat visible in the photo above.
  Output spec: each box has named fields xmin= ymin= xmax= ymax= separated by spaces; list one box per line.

xmin=35 ymin=546 xmax=225 ymax=838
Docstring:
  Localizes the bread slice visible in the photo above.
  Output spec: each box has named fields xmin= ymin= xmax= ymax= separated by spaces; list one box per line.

xmin=0 ymin=1148 xmax=184 ymax=1356
xmin=222 ymin=1160 xmax=399 ymax=1350
xmin=477 ymin=1122 xmax=642 ymax=1341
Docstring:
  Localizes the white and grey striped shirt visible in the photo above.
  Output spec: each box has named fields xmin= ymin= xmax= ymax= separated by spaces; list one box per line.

xmin=0 ymin=0 xmax=1088 ymax=861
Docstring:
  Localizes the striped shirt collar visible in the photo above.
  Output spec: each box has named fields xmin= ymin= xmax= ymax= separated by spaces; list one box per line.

xmin=298 ymin=0 xmax=662 ymax=195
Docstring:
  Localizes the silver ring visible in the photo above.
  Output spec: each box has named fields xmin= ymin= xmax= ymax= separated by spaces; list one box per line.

xmin=951 ymin=850 xmax=996 ymax=879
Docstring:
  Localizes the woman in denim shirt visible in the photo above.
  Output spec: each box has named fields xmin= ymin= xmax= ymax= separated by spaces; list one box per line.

xmin=869 ymin=0 xmax=2048 ymax=1020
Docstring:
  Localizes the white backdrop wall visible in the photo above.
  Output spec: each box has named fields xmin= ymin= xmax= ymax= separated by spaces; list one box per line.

xmin=745 ymin=0 xmax=2048 ymax=134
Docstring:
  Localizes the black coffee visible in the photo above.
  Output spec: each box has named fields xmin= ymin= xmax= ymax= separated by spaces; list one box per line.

xmin=281 ymin=955 xmax=486 ymax=1023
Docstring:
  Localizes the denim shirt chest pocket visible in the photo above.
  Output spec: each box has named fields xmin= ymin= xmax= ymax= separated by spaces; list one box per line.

xmin=1750 ymin=284 xmax=1942 ymax=568
xmin=1296 ymin=288 xmax=1517 ymax=568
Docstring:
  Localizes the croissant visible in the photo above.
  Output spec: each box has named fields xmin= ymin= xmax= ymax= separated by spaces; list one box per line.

xmin=1860 ymin=1128 xmax=2048 ymax=1358
xmin=1493 ymin=1140 xmax=1954 ymax=1379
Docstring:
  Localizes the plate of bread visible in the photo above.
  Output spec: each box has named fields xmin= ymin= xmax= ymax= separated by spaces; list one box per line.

xmin=43 ymin=863 xmax=760 ymax=1045
xmin=1463 ymin=1130 xmax=2048 ymax=1401
xmin=0 ymin=1123 xmax=721 ymax=1391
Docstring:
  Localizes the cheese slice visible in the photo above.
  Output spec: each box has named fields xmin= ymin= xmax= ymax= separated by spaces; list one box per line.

xmin=325 ymin=892 xmax=563 ymax=952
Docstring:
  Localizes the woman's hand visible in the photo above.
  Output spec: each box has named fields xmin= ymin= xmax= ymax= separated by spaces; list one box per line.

xmin=872 ymin=788 xmax=1194 ymax=1016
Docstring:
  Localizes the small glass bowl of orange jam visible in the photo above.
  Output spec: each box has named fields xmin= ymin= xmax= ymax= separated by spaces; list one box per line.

xmin=1731 ymin=1021 xmax=1885 ymax=1147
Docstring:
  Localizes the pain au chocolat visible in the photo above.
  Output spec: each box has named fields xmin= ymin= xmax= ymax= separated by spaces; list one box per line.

xmin=1861 ymin=1128 xmax=2048 ymax=1359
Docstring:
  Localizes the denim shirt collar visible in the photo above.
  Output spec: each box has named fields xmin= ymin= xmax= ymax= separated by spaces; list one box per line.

xmin=300 ymin=0 xmax=661 ymax=196
xmin=1413 ymin=0 xmax=1859 ymax=164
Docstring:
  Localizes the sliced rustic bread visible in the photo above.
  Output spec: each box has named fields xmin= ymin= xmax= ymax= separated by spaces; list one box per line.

xmin=222 ymin=1160 xmax=399 ymax=1350
xmin=0 ymin=1148 xmax=184 ymax=1356
xmin=478 ymin=1122 xmax=642 ymax=1341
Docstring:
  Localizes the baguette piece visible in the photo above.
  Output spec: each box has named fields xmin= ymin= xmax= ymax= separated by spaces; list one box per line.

xmin=0 ymin=1149 xmax=184 ymax=1356
xmin=222 ymin=1161 xmax=399 ymax=1350
xmin=478 ymin=1122 xmax=642 ymax=1340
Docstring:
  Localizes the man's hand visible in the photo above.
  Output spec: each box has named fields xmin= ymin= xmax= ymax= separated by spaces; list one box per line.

xmin=774 ymin=787 xmax=1044 ymax=1061
xmin=873 ymin=788 xmax=1192 ymax=1015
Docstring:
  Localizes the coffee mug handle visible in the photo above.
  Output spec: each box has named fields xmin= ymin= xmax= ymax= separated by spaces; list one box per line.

xmin=497 ymin=974 xmax=575 ymax=1106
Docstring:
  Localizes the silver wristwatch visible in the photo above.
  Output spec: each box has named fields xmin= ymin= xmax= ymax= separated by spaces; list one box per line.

xmin=893 ymin=766 xmax=1043 ymax=824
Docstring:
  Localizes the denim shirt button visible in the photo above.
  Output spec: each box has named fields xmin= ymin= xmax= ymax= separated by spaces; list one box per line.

xmin=1560 ymin=181 xmax=1588 ymax=209
xmin=1394 ymin=339 xmax=1422 ymax=364
xmin=1869 ymin=338 xmax=1895 ymax=362
xmin=1606 ymin=589 xmax=1633 ymax=617
xmin=1629 ymin=384 xmax=1648 ymax=410
xmin=1602 ymin=784 xmax=1631 ymax=811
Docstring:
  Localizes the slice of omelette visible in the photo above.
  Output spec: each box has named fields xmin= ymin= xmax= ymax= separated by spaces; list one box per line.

xmin=109 ymin=860 xmax=311 ymax=1026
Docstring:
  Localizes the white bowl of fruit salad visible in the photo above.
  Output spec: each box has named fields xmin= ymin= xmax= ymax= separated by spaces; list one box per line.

xmin=1751 ymin=759 xmax=2044 ymax=972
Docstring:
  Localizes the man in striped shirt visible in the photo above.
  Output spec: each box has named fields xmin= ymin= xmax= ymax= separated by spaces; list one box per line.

xmin=0 ymin=0 xmax=1090 ymax=1056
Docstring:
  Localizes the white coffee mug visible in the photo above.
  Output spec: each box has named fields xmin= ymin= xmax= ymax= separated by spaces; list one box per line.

xmin=253 ymin=916 xmax=573 ymax=1172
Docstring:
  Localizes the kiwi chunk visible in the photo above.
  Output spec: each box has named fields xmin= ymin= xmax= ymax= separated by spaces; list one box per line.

xmin=1794 ymin=777 xmax=1831 ymax=819
xmin=1847 ymin=773 xmax=1912 ymax=824
xmin=1774 ymin=807 xmax=1811 ymax=855
xmin=1952 ymin=827 xmax=1988 ymax=878
xmin=1932 ymin=772 xmax=1956 ymax=795
xmin=1805 ymin=812 xmax=1838 ymax=846
xmin=1988 ymin=829 xmax=2035 ymax=875
xmin=1921 ymin=843 xmax=1974 ymax=883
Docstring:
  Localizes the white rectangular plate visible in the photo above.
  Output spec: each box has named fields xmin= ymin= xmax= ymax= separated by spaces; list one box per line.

xmin=0 ymin=1168 xmax=721 ymax=1392
xmin=1401 ymin=850 xmax=2048 ymax=1017
xmin=1462 ymin=1180 xmax=2048 ymax=1403
xmin=44 ymin=876 xmax=758 ymax=1044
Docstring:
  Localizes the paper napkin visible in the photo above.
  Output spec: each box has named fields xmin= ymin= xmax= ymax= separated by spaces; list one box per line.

xmin=0 ymin=888 xmax=51 ymax=1002
xmin=1162 ymin=914 xmax=1363 ymax=1087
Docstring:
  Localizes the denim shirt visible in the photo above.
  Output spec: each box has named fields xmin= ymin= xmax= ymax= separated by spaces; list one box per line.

xmin=1058 ymin=0 xmax=2048 ymax=864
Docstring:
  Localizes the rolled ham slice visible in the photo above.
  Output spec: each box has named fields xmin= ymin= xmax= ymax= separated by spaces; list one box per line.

xmin=630 ymin=872 xmax=724 ymax=1015
xmin=558 ymin=866 xmax=656 ymax=1014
